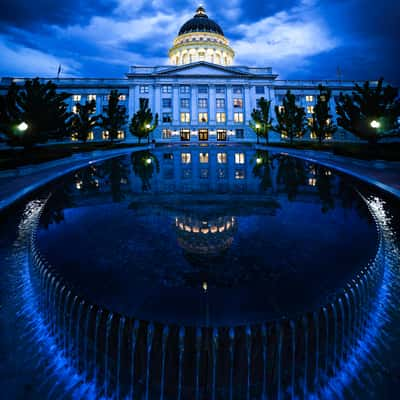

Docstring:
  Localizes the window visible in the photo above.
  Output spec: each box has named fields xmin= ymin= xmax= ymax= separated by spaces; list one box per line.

xmin=117 ymin=131 xmax=125 ymax=140
xmin=119 ymin=95 xmax=127 ymax=101
xmin=180 ymin=85 xmax=190 ymax=94
xmin=162 ymin=129 xmax=172 ymax=139
xmin=307 ymin=106 xmax=315 ymax=114
xmin=180 ymin=112 xmax=190 ymax=123
xmin=216 ymin=113 xmax=226 ymax=123
xmin=162 ymin=113 xmax=172 ymax=123
xmin=87 ymin=132 xmax=94 ymax=141
xmin=162 ymin=85 xmax=172 ymax=94
xmin=306 ymin=95 xmax=314 ymax=102
xmin=233 ymin=98 xmax=243 ymax=108
xmin=162 ymin=98 xmax=172 ymax=108
xmin=199 ymin=152 xmax=209 ymax=163
xmin=278 ymin=105 xmax=285 ymax=113
xmin=180 ymin=129 xmax=190 ymax=141
xmin=216 ymin=86 xmax=225 ymax=94
xmin=308 ymin=117 xmax=314 ymax=126
xmin=198 ymin=112 xmax=208 ymax=123
xmin=217 ymin=152 xmax=227 ymax=164
xmin=139 ymin=85 xmax=149 ymax=94
xmin=163 ymin=153 xmax=173 ymax=160
xmin=72 ymin=95 xmax=81 ymax=102
xmin=200 ymin=168 xmax=209 ymax=179
xmin=198 ymin=52 xmax=205 ymax=61
xmin=216 ymin=98 xmax=225 ymax=108
xmin=236 ymin=129 xmax=244 ymax=139
xmin=198 ymin=98 xmax=208 ymax=108
xmin=198 ymin=86 xmax=208 ymax=94
xmin=181 ymin=98 xmax=190 ymax=108
xmin=199 ymin=129 xmax=208 ymax=141
xmin=182 ymin=168 xmax=192 ymax=179
xmin=310 ymin=132 xmax=317 ymax=139
xmin=88 ymin=94 xmax=96 ymax=101
xmin=235 ymin=153 xmax=245 ymax=164
xmin=233 ymin=86 xmax=243 ymax=94
xmin=218 ymin=168 xmax=227 ymax=179
xmin=255 ymin=86 xmax=265 ymax=94
xmin=217 ymin=129 xmax=227 ymax=141
xmin=102 ymin=131 xmax=110 ymax=140
xmin=234 ymin=112 xmax=244 ymax=123
xmin=235 ymin=169 xmax=246 ymax=179
xmin=71 ymin=133 xmax=78 ymax=142
xmin=308 ymin=178 xmax=317 ymax=186
xmin=181 ymin=152 xmax=191 ymax=163
xmin=72 ymin=105 xmax=78 ymax=114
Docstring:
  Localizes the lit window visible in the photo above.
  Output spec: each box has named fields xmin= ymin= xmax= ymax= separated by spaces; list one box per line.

xmin=198 ymin=98 xmax=208 ymax=108
xmin=71 ymin=133 xmax=78 ymax=141
xmin=307 ymin=106 xmax=315 ymax=114
xmin=180 ymin=85 xmax=190 ymax=94
xmin=217 ymin=129 xmax=227 ymax=141
xmin=199 ymin=129 xmax=208 ymax=141
xmin=308 ymin=118 xmax=314 ymax=126
xmin=180 ymin=112 xmax=190 ymax=123
xmin=162 ymin=98 xmax=172 ymax=108
xmin=235 ymin=169 xmax=245 ymax=179
xmin=308 ymin=178 xmax=317 ymax=186
xmin=233 ymin=98 xmax=243 ymax=108
xmin=216 ymin=98 xmax=225 ymax=108
xmin=198 ymin=112 xmax=208 ymax=123
xmin=216 ymin=112 xmax=226 ymax=123
xmin=278 ymin=106 xmax=285 ymax=113
xmin=217 ymin=152 xmax=227 ymax=164
xmin=119 ymin=95 xmax=126 ymax=101
xmin=88 ymin=132 xmax=94 ymax=141
xmin=310 ymin=132 xmax=317 ymax=139
xmin=234 ymin=112 xmax=244 ymax=123
xmin=72 ymin=105 xmax=78 ymax=114
xmin=139 ymin=85 xmax=149 ymax=94
xmin=117 ymin=130 xmax=125 ymax=140
xmin=72 ymin=95 xmax=81 ymax=102
xmin=199 ymin=153 xmax=209 ymax=163
xmin=320 ymin=95 xmax=326 ymax=102
xmin=162 ymin=129 xmax=172 ymax=139
xmin=162 ymin=85 xmax=172 ymax=94
xmin=102 ymin=131 xmax=110 ymax=140
xmin=88 ymin=94 xmax=96 ymax=101
xmin=255 ymin=86 xmax=265 ymax=94
xmin=181 ymin=153 xmax=191 ymax=164
xmin=235 ymin=153 xmax=245 ymax=164
xmin=306 ymin=95 xmax=314 ymax=102
xmin=180 ymin=129 xmax=190 ymax=141
xmin=181 ymin=98 xmax=190 ymax=108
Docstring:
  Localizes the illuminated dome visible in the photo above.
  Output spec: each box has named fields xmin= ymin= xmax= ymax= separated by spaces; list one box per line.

xmin=169 ymin=6 xmax=235 ymax=66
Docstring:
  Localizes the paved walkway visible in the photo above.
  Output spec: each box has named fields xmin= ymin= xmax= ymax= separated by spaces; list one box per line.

xmin=0 ymin=146 xmax=150 ymax=212
xmin=257 ymin=145 xmax=400 ymax=199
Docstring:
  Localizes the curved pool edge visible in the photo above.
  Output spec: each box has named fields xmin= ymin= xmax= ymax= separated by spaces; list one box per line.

xmin=256 ymin=145 xmax=400 ymax=200
xmin=0 ymin=145 xmax=151 ymax=213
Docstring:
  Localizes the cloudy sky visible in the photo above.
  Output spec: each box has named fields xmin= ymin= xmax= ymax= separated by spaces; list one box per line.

xmin=0 ymin=0 xmax=399 ymax=83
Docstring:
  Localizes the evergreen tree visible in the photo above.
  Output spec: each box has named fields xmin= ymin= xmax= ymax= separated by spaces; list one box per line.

xmin=274 ymin=91 xmax=307 ymax=144
xmin=335 ymin=78 xmax=400 ymax=145
xmin=250 ymin=97 xmax=273 ymax=144
xmin=101 ymin=90 xmax=128 ymax=142
xmin=129 ymin=98 xmax=158 ymax=144
xmin=0 ymin=78 xmax=72 ymax=148
xmin=70 ymin=100 xmax=101 ymax=142
xmin=311 ymin=85 xmax=337 ymax=145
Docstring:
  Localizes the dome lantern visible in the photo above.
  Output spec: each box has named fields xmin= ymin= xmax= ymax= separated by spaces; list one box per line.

xmin=169 ymin=6 xmax=235 ymax=66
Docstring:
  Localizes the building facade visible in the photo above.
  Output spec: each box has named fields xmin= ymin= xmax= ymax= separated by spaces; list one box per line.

xmin=1 ymin=6 xmax=368 ymax=143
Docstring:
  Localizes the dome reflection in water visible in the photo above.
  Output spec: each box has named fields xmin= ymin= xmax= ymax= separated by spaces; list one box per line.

xmin=32 ymin=145 xmax=383 ymax=399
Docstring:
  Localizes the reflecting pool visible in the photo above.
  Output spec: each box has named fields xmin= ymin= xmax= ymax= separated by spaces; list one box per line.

xmin=0 ymin=144 xmax=399 ymax=399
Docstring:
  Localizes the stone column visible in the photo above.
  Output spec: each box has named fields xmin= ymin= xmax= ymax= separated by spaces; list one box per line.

xmin=191 ymin=85 xmax=197 ymax=127
xmin=244 ymin=84 xmax=251 ymax=125
xmin=128 ymin=85 xmax=135 ymax=121
xmin=173 ymin=85 xmax=179 ymax=125
xmin=226 ymin=85 xmax=233 ymax=124
xmin=209 ymin=84 xmax=216 ymax=125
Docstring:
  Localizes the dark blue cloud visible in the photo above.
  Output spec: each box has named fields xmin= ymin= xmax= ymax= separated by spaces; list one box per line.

xmin=0 ymin=0 xmax=398 ymax=84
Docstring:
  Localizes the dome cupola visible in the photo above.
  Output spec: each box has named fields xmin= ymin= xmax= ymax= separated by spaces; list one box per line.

xmin=169 ymin=6 xmax=235 ymax=66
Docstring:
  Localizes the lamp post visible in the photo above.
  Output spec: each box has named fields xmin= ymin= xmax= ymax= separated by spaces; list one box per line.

xmin=370 ymin=120 xmax=380 ymax=129
xmin=146 ymin=124 xmax=151 ymax=144
xmin=255 ymin=123 xmax=260 ymax=144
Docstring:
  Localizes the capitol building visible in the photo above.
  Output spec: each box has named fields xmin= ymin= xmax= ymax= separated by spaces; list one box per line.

xmin=1 ymin=6 xmax=362 ymax=143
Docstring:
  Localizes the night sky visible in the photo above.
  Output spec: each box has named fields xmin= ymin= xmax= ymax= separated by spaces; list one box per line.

xmin=0 ymin=0 xmax=399 ymax=84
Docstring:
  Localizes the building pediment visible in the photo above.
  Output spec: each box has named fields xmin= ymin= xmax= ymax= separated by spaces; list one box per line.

xmin=157 ymin=62 xmax=250 ymax=77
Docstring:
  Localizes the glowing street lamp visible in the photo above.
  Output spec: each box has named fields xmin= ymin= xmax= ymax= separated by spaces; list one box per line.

xmin=370 ymin=120 xmax=380 ymax=129
xmin=17 ymin=122 xmax=28 ymax=132
xmin=255 ymin=123 xmax=260 ymax=144
xmin=256 ymin=157 xmax=263 ymax=164
xmin=146 ymin=158 xmax=152 ymax=165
